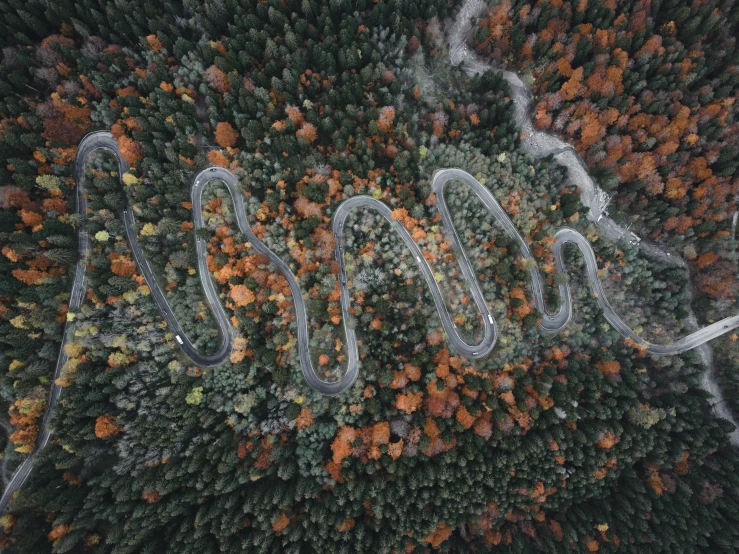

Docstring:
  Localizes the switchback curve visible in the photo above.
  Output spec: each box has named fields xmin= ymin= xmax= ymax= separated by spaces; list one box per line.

xmin=75 ymin=133 xmax=739 ymax=396
xmin=3 ymin=132 xmax=739 ymax=519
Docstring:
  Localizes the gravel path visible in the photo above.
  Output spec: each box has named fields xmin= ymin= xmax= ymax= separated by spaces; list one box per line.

xmin=446 ymin=0 xmax=738 ymax=445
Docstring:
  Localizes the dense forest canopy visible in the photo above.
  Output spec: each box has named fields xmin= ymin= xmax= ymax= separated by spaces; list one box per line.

xmin=0 ymin=0 xmax=738 ymax=552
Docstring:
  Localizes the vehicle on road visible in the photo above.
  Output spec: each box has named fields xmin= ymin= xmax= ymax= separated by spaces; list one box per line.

xmin=6 ymin=135 xmax=739 ymax=521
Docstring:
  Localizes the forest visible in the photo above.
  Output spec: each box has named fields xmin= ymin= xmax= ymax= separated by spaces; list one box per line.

xmin=0 ymin=0 xmax=738 ymax=552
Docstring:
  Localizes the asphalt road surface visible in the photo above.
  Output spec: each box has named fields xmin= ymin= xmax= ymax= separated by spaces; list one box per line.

xmin=4 ymin=131 xmax=739 ymax=518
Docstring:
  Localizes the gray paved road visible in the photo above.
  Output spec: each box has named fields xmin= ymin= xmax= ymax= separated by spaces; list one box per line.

xmin=433 ymin=169 xmax=739 ymax=355
xmin=0 ymin=131 xmax=236 ymax=515
xmin=4 ymin=132 xmax=739 ymax=517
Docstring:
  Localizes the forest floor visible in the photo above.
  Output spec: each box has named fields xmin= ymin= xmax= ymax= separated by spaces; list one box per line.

xmin=446 ymin=0 xmax=739 ymax=446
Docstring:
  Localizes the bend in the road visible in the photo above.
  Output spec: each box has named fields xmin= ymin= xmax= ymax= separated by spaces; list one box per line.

xmin=6 ymin=100 xmax=739 ymax=519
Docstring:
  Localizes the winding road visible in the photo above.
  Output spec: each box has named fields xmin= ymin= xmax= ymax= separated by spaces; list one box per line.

xmin=4 ymin=1 xmax=739 ymax=516
xmin=4 ymin=135 xmax=739 ymax=517
xmin=447 ymin=0 xmax=739 ymax=445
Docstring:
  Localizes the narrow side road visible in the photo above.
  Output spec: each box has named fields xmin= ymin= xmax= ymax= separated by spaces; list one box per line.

xmin=446 ymin=0 xmax=739 ymax=444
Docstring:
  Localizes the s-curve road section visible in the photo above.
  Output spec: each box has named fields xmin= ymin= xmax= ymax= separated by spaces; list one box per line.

xmin=5 ymin=135 xmax=739 ymax=518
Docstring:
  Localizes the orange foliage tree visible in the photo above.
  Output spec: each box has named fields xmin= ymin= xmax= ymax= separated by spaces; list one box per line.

xmin=296 ymin=122 xmax=317 ymax=144
xmin=116 ymin=134 xmax=143 ymax=166
xmin=377 ymin=106 xmax=395 ymax=132
xmin=204 ymin=65 xmax=230 ymax=93
xmin=424 ymin=523 xmax=452 ymax=547
xmin=95 ymin=415 xmax=123 ymax=438
xmin=215 ymin=122 xmax=238 ymax=148
xmin=146 ymin=35 xmax=162 ymax=53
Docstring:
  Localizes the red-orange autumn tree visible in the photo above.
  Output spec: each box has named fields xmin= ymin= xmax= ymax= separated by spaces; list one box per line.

xmin=215 ymin=122 xmax=238 ymax=148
